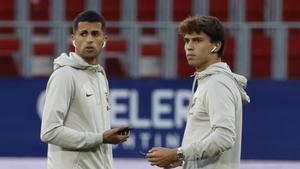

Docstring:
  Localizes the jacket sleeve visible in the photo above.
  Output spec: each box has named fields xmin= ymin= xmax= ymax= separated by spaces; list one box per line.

xmin=40 ymin=70 xmax=103 ymax=150
xmin=182 ymin=79 xmax=237 ymax=160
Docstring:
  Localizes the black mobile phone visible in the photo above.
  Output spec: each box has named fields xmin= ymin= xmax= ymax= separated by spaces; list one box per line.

xmin=139 ymin=150 xmax=146 ymax=156
xmin=118 ymin=127 xmax=133 ymax=135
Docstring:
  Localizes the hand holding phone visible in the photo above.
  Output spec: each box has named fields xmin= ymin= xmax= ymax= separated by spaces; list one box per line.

xmin=118 ymin=126 xmax=132 ymax=135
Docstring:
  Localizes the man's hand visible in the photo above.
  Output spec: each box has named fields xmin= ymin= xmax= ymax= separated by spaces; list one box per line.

xmin=103 ymin=125 xmax=131 ymax=144
xmin=146 ymin=147 xmax=180 ymax=168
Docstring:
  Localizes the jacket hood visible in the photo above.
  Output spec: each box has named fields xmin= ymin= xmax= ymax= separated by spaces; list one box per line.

xmin=193 ymin=62 xmax=250 ymax=104
xmin=53 ymin=52 xmax=104 ymax=72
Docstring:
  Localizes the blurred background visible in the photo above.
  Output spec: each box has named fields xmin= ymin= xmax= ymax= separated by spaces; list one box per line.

xmin=0 ymin=0 xmax=300 ymax=168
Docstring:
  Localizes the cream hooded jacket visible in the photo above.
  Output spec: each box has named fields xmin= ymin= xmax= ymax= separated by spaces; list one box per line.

xmin=181 ymin=62 xmax=250 ymax=169
xmin=40 ymin=52 xmax=114 ymax=169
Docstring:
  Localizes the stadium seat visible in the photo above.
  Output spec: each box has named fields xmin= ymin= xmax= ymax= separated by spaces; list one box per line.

xmin=283 ymin=0 xmax=300 ymax=21
xmin=105 ymin=39 xmax=127 ymax=53
xmin=66 ymin=0 xmax=85 ymax=21
xmin=30 ymin=0 xmax=50 ymax=34
xmin=31 ymin=42 xmax=55 ymax=76
xmin=140 ymin=42 xmax=163 ymax=77
xmin=246 ymin=0 xmax=265 ymax=22
xmin=65 ymin=0 xmax=85 ymax=34
xmin=137 ymin=0 xmax=156 ymax=21
xmin=0 ymin=37 xmax=20 ymax=76
xmin=287 ymin=35 xmax=300 ymax=77
xmin=137 ymin=0 xmax=156 ymax=35
xmin=33 ymin=42 xmax=55 ymax=56
xmin=0 ymin=0 xmax=15 ymax=20
xmin=250 ymin=35 xmax=272 ymax=78
xmin=102 ymin=0 xmax=121 ymax=35
xmin=222 ymin=36 xmax=235 ymax=71
xmin=0 ymin=54 xmax=20 ymax=76
xmin=0 ymin=37 xmax=20 ymax=53
xmin=210 ymin=0 xmax=229 ymax=21
xmin=0 ymin=0 xmax=16 ymax=34
xmin=141 ymin=43 xmax=162 ymax=56
xmin=104 ymin=39 xmax=128 ymax=78
xmin=105 ymin=56 xmax=128 ymax=78
xmin=173 ymin=0 xmax=192 ymax=21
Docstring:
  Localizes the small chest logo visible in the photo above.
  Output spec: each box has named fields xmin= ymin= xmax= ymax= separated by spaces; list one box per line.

xmin=86 ymin=93 xmax=93 ymax=97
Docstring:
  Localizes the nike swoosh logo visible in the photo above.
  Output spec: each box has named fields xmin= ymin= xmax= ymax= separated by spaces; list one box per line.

xmin=86 ymin=94 xmax=93 ymax=97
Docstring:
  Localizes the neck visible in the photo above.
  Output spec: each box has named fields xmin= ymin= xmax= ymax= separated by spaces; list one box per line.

xmin=195 ymin=57 xmax=221 ymax=72
xmin=84 ymin=58 xmax=98 ymax=65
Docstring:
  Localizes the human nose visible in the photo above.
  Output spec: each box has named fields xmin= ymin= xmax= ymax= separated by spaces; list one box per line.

xmin=185 ymin=41 xmax=193 ymax=50
xmin=86 ymin=34 xmax=93 ymax=42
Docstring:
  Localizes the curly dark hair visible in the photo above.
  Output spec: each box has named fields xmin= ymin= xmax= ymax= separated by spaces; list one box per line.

xmin=178 ymin=15 xmax=227 ymax=57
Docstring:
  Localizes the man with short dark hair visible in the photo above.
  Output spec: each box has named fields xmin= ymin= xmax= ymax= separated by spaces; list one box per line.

xmin=146 ymin=15 xmax=250 ymax=169
xmin=40 ymin=10 xmax=131 ymax=169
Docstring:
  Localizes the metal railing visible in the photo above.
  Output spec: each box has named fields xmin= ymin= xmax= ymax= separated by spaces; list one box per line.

xmin=1 ymin=20 xmax=299 ymax=79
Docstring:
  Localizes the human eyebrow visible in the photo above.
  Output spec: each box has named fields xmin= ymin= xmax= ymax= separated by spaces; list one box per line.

xmin=191 ymin=37 xmax=203 ymax=42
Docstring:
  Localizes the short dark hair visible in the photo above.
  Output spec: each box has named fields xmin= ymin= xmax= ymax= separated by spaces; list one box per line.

xmin=178 ymin=15 xmax=226 ymax=57
xmin=72 ymin=10 xmax=106 ymax=33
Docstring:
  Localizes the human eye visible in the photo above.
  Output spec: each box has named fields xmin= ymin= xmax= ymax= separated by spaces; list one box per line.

xmin=184 ymin=38 xmax=190 ymax=44
xmin=80 ymin=31 xmax=88 ymax=37
xmin=193 ymin=38 xmax=202 ymax=43
xmin=92 ymin=31 xmax=100 ymax=37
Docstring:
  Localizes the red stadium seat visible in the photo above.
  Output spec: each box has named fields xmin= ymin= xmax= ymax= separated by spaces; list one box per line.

xmin=137 ymin=0 xmax=157 ymax=35
xmin=66 ymin=0 xmax=85 ymax=21
xmin=173 ymin=0 xmax=192 ymax=21
xmin=246 ymin=0 xmax=265 ymax=22
xmin=222 ymin=36 xmax=235 ymax=71
xmin=105 ymin=56 xmax=128 ymax=78
xmin=30 ymin=0 xmax=50 ymax=34
xmin=288 ymin=35 xmax=300 ymax=77
xmin=102 ymin=0 xmax=120 ymax=21
xmin=33 ymin=42 xmax=55 ymax=56
xmin=104 ymin=39 xmax=128 ymax=78
xmin=210 ymin=0 xmax=229 ymax=21
xmin=102 ymin=0 xmax=121 ymax=35
xmin=140 ymin=42 xmax=163 ymax=77
xmin=141 ymin=43 xmax=163 ymax=56
xmin=251 ymin=35 xmax=272 ymax=78
xmin=0 ymin=37 xmax=20 ymax=53
xmin=138 ymin=0 xmax=156 ymax=21
xmin=0 ymin=38 xmax=20 ymax=76
xmin=32 ymin=42 xmax=56 ymax=77
xmin=0 ymin=0 xmax=15 ymax=20
xmin=0 ymin=0 xmax=16 ymax=34
xmin=0 ymin=54 xmax=20 ymax=76
xmin=283 ymin=0 xmax=300 ymax=21
xmin=66 ymin=0 xmax=85 ymax=34
xmin=105 ymin=39 xmax=127 ymax=53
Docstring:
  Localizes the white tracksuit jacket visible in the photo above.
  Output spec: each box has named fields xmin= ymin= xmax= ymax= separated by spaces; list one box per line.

xmin=40 ymin=52 xmax=114 ymax=169
xmin=181 ymin=62 xmax=250 ymax=169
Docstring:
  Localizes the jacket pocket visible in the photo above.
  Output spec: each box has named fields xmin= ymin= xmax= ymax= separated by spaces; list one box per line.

xmin=73 ymin=164 xmax=83 ymax=169
xmin=72 ymin=151 xmax=83 ymax=169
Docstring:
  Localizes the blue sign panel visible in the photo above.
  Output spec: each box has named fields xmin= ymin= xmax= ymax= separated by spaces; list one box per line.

xmin=0 ymin=78 xmax=300 ymax=160
xmin=108 ymin=79 xmax=192 ymax=157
